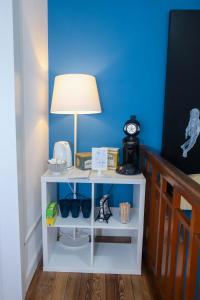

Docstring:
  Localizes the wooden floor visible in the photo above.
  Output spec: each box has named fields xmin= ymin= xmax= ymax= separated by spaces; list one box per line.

xmin=26 ymin=263 xmax=155 ymax=300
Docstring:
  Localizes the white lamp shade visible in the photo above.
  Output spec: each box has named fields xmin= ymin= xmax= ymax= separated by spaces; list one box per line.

xmin=51 ymin=74 xmax=101 ymax=114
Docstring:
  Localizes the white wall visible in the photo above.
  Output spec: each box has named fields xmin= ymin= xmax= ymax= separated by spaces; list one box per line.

xmin=16 ymin=0 xmax=49 ymax=295
xmin=0 ymin=1 xmax=23 ymax=299
xmin=0 ymin=0 xmax=48 ymax=299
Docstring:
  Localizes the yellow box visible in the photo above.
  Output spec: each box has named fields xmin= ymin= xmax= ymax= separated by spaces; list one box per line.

xmin=107 ymin=148 xmax=119 ymax=170
xmin=76 ymin=152 xmax=92 ymax=170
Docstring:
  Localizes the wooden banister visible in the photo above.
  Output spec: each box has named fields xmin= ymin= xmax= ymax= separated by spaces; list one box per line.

xmin=141 ymin=145 xmax=200 ymax=300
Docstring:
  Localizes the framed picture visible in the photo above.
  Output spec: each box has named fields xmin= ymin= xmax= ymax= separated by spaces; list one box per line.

xmin=162 ymin=10 xmax=200 ymax=174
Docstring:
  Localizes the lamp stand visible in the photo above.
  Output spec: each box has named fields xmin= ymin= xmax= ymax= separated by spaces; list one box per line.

xmin=73 ymin=113 xmax=78 ymax=197
xmin=71 ymin=113 xmax=89 ymax=245
xmin=73 ymin=114 xmax=81 ymax=242
xmin=74 ymin=113 xmax=77 ymax=163
xmin=59 ymin=114 xmax=90 ymax=247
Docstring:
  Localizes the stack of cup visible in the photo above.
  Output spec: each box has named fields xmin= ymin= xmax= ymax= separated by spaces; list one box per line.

xmin=120 ymin=202 xmax=130 ymax=224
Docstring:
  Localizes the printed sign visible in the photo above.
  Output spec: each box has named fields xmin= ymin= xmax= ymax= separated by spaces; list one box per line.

xmin=92 ymin=148 xmax=108 ymax=171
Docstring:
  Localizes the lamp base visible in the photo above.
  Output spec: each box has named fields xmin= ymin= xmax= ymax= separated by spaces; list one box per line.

xmin=116 ymin=164 xmax=141 ymax=175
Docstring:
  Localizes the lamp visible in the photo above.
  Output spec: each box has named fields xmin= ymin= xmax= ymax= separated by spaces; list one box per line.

xmin=51 ymin=74 xmax=101 ymax=247
xmin=51 ymin=74 xmax=101 ymax=164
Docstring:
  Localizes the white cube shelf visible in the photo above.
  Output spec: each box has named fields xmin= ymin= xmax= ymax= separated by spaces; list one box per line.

xmin=48 ymin=239 xmax=91 ymax=273
xmin=50 ymin=214 xmax=92 ymax=229
xmin=93 ymin=242 xmax=138 ymax=274
xmin=94 ymin=207 xmax=139 ymax=230
xmin=41 ymin=168 xmax=146 ymax=274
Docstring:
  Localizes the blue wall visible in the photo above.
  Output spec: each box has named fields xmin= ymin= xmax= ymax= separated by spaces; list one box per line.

xmin=48 ymin=0 xmax=200 ymax=202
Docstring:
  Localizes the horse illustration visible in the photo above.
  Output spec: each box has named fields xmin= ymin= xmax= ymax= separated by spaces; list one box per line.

xmin=181 ymin=108 xmax=200 ymax=158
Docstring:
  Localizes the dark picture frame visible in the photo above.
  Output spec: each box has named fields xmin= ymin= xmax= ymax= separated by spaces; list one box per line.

xmin=162 ymin=10 xmax=200 ymax=174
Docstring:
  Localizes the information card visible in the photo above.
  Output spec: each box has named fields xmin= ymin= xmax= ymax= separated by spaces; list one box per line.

xmin=92 ymin=147 xmax=108 ymax=171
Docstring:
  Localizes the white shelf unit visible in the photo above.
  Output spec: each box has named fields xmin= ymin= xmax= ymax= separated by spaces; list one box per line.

xmin=41 ymin=168 xmax=146 ymax=274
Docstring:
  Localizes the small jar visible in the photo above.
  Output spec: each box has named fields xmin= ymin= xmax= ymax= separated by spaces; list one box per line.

xmin=120 ymin=202 xmax=130 ymax=224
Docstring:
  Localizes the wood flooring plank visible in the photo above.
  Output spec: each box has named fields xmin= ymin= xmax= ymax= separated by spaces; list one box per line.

xmin=141 ymin=275 xmax=154 ymax=300
xmin=78 ymin=273 xmax=92 ymax=300
xmin=63 ymin=273 xmax=81 ymax=300
xmin=131 ymin=272 xmax=156 ymax=300
xmin=91 ymin=274 xmax=106 ymax=300
xmin=26 ymin=263 xmax=43 ymax=300
xmin=131 ymin=275 xmax=145 ymax=300
xmin=106 ymin=274 xmax=119 ymax=300
xmin=142 ymin=268 xmax=160 ymax=300
xmin=28 ymin=271 xmax=56 ymax=300
xmin=50 ymin=273 xmax=69 ymax=300
xmin=117 ymin=274 xmax=135 ymax=300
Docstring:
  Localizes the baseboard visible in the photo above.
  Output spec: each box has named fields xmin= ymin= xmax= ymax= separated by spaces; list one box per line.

xmin=25 ymin=243 xmax=42 ymax=293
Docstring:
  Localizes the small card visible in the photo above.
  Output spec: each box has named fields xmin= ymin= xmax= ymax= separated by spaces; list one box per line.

xmin=92 ymin=148 xmax=108 ymax=171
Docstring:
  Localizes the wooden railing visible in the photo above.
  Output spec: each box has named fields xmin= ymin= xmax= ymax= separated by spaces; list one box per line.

xmin=141 ymin=145 xmax=200 ymax=300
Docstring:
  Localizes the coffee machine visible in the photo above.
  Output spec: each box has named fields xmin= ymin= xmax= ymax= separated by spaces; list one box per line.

xmin=116 ymin=115 xmax=141 ymax=175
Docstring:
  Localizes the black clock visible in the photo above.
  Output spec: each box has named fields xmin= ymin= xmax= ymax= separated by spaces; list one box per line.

xmin=116 ymin=115 xmax=141 ymax=175
xmin=123 ymin=116 xmax=140 ymax=136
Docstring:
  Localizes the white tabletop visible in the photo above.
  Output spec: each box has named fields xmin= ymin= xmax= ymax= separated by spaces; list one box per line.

xmin=42 ymin=167 xmax=146 ymax=185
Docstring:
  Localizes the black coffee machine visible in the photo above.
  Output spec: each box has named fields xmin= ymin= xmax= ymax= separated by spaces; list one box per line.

xmin=116 ymin=115 xmax=141 ymax=175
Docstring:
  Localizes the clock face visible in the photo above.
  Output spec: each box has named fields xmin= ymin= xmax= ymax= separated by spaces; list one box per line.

xmin=126 ymin=124 xmax=137 ymax=135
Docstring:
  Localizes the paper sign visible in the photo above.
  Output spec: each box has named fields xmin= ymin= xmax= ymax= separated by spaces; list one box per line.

xmin=92 ymin=148 xmax=108 ymax=171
